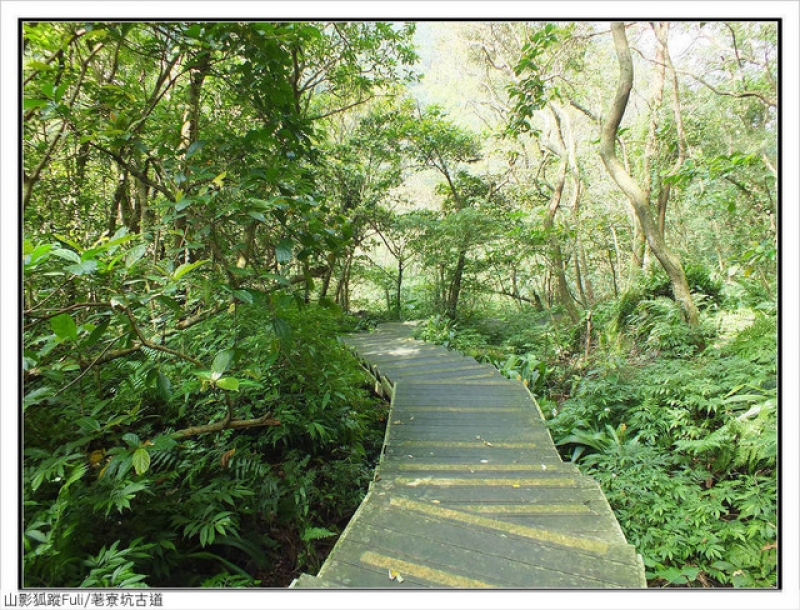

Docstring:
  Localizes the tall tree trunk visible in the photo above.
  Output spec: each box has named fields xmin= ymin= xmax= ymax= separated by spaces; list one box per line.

xmin=600 ymin=23 xmax=699 ymax=325
xmin=319 ymin=252 xmax=337 ymax=301
xmin=543 ymin=155 xmax=580 ymax=322
xmin=396 ymin=257 xmax=404 ymax=319
xmin=446 ymin=245 xmax=468 ymax=319
xmin=175 ymin=54 xmax=209 ymax=264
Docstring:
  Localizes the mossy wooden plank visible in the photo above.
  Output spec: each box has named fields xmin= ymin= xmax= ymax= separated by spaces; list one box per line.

xmin=347 ymin=502 xmax=642 ymax=587
xmin=392 ymin=396 xmax=532 ymax=407
xmin=381 ymin=461 xmax=580 ymax=473
xmin=317 ymin=557 xmax=432 ymax=588
xmin=383 ymin=442 xmax=562 ymax=461
xmin=385 ymin=363 xmax=495 ymax=377
xmin=386 ymin=427 xmax=551 ymax=443
xmin=372 ymin=356 xmax=474 ymax=370
xmin=391 ymin=368 xmax=498 ymax=379
xmin=392 ymin=405 xmax=526 ymax=414
xmin=378 ymin=480 xmax=609 ymax=506
xmin=396 ymin=382 xmax=527 ymax=394
xmin=351 ymin=348 xmax=438 ymax=359
xmin=289 ymin=573 xmax=343 ymax=588
xmin=341 ymin=523 xmax=625 ymax=588
xmin=380 ymin=453 xmax=574 ymax=470
xmin=386 ymin=413 xmax=540 ymax=429
xmin=390 ymin=362 xmax=497 ymax=380
xmin=389 ymin=475 xmax=587 ymax=488
xmin=393 ymin=391 xmax=533 ymax=404
xmin=387 ymin=497 xmax=632 ymax=559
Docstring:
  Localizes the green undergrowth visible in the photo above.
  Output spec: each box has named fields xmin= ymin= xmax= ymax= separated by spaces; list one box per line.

xmin=24 ymin=302 xmax=388 ymax=587
xmin=412 ymin=285 xmax=777 ymax=588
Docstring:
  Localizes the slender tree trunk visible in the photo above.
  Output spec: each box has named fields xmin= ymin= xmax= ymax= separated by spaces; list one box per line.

xmin=446 ymin=245 xmax=468 ymax=319
xmin=543 ymin=155 xmax=580 ymax=322
xmin=600 ymin=23 xmax=699 ymax=325
xmin=607 ymin=249 xmax=619 ymax=298
xmin=396 ymin=257 xmax=404 ymax=319
xmin=175 ymin=54 xmax=209 ymax=264
xmin=319 ymin=252 xmax=336 ymax=301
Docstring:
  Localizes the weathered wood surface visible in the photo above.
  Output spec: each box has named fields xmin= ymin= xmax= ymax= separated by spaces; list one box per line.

xmin=290 ymin=322 xmax=646 ymax=589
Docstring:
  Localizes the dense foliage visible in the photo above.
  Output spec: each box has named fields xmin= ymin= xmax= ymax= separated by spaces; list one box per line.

xmin=413 ymin=278 xmax=777 ymax=588
xmin=22 ymin=20 xmax=778 ymax=588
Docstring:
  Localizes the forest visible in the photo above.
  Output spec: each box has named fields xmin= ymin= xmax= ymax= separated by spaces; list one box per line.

xmin=21 ymin=20 xmax=778 ymax=589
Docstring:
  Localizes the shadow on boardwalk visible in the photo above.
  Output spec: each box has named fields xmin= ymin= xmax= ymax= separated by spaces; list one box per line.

xmin=292 ymin=323 xmax=646 ymax=588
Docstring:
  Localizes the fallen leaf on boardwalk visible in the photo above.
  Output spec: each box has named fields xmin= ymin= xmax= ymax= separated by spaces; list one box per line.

xmin=406 ymin=477 xmax=432 ymax=487
xmin=482 ymin=440 xmax=493 ymax=447
xmin=512 ymin=484 xmax=521 ymax=488
xmin=541 ymin=464 xmax=547 ymax=470
xmin=431 ymin=499 xmax=440 ymax=504
xmin=388 ymin=569 xmax=404 ymax=583
xmin=480 ymin=460 xmax=489 ymax=464
xmin=409 ymin=416 xmax=415 ymax=421
xmin=393 ymin=420 xmax=403 ymax=425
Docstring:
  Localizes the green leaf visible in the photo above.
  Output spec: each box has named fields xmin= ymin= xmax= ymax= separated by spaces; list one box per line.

xmin=272 ymin=317 xmax=292 ymax=344
xmin=262 ymin=272 xmax=291 ymax=286
xmin=212 ymin=350 xmax=234 ymax=377
xmin=50 ymin=313 xmax=78 ymax=341
xmin=122 ymin=433 xmax=141 ymax=448
xmin=76 ymin=416 xmax=102 ymax=432
xmin=172 ymin=259 xmax=208 ymax=281
xmin=24 ymin=97 xmax=49 ymax=111
xmin=65 ymin=260 xmax=99 ymax=276
xmin=215 ymin=377 xmax=240 ymax=391
xmin=132 ymin=448 xmax=151 ymax=476
xmin=175 ymin=198 xmax=194 ymax=212
xmin=301 ymin=526 xmax=336 ymax=542
xmin=82 ymin=319 xmax=110 ymax=348
xmin=211 ymin=171 xmax=227 ymax=187
xmin=51 ymin=248 xmax=81 ymax=264
xmin=275 ymin=239 xmax=293 ymax=264
xmin=156 ymin=372 xmax=172 ymax=400
xmin=125 ymin=244 xmax=147 ymax=268
xmin=155 ymin=295 xmax=182 ymax=313
xmin=149 ymin=435 xmax=178 ymax=451
xmin=185 ymin=140 xmax=206 ymax=158
xmin=25 ymin=529 xmax=48 ymax=543
xmin=660 ymin=566 xmax=687 ymax=584
xmin=232 ymin=289 xmax=253 ymax=304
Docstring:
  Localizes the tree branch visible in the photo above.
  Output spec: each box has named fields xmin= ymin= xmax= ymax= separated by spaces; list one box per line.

xmin=172 ymin=413 xmax=281 ymax=440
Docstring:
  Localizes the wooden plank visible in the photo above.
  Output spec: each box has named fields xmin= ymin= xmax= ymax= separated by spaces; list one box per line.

xmin=396 ymin=382 xmax=527 ymax=394
xmin=391 ymin=367 xmax=499 ymax=378
xmin=348 ymin=502 xmax=642 ymax=587
xmin=343 ymin=525 xmax=625 ymax=589
xmin=386 ymin=427 xmax=553 ymax=443
xmin=385 ymin=363 xmax=496 ymax=377
xmin=383 ymin=445 xmax=563 ymax=462
xmin=318 ymin=557 xmax=432 ymax=588
xmin=383 ymin=462 xmax=579 ymax=473
xmin=379 ymin=480 xmax=610 ymax=506
xmin=358 ymin=549 xmax=497 ymax=588
xmin=390 ymin=476 xmax=585 ymax=488
xmin=289 ymin=573 xmax=343 ymax=588
xmin=386 ymin=413 xmax=540 ymax=428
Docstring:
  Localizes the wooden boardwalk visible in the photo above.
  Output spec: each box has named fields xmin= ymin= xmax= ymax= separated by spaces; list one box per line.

xmin=291 ymin=322 xmax=646 ymax=589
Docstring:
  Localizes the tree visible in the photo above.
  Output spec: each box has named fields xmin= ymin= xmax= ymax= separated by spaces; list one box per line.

xmin=599 ymin=23 xmax=700 ymax=325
